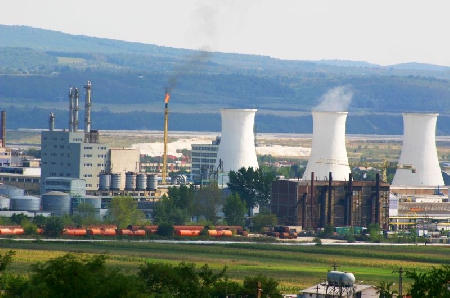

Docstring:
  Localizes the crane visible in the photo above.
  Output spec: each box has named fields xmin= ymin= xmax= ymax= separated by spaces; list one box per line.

xmin=162 ymin=91 xmax=170 ymax=184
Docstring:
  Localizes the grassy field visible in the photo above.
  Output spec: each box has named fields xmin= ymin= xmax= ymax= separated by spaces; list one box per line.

xmin=1 ymin=239 xmax=449 ymax=294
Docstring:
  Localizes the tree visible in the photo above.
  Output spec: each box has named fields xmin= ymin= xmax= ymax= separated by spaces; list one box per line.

xmin=43 ymin=216 xmax=64 ymax=237
xmin=167 ymin=184 xmax=195 ymax=211
xmin=193 ymin=183 xmax=222 ymax=224
xmin=367 ymin=223 xmax=382 ymax=242
xmin=252 ymin=208 xmax=277 ymax=232
xmin=152 ymin=194 xmax=190 ymax=225
xmin=228 ymin=167 xmax=275 ymax=214
xmin=0 ymin=250 xmax=15 ymax=272
xmin=223 ymin=193 xmax=246 ymax=226
xmin=406 ymin=265 xmax=450 ymax=297
xmin=375 ymin=281 xmax=398 ymax=298
xmin=241 ymin=274 xmax=282 ymax=298
xmin=106 ymin=196 xmax=146 ymax=228
xmin=72 ymin=202 xmax=98 ymax=227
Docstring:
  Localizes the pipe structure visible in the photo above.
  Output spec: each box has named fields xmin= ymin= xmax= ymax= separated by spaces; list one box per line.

xmin=392 ymin=113 xmax=444 ymax=186
xmin=215 ymin=109 xmax=258 ymax=172
xmin=49 ymin=112 xmax=55 ymax=131
xmin=84 ymin=81 xmax=92 ymax=133
xmin=303 ymin=111 xmax=351 ymax=181
xmin=1 ymin=111 xmax=5 ymax=147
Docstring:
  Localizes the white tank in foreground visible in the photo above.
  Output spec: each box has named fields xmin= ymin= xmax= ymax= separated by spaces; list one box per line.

xmin=303 ymin=111 xmax=351 ymax=181
xmin=392 ymin=113 xmax=444 ymax=186
xmin=215 ymin=109 xmax=258 ymax=172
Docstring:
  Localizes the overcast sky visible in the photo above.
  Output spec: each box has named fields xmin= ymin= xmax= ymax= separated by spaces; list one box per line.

xmin=1 ymin=0 xmax=449 ymax=66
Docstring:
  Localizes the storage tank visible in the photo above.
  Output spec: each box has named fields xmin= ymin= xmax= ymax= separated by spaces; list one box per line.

xmin=326 ymin=271 xmax=355 ymax=287
xmin=0 ymin=195 xmax=10 ymax=209
xmin=99 ymin=173 xmax=111 ymax=190
xmin=10 ymin=195 xmax=41 ymax=211
xmin=41 ymin=191 xmax=71 ymax=215
xmin=303 ymin=111 xmax=351 ymax=181
xmin=110 ymin=173 xmax=121 ymax=190
xmin=125 ymin=172 xmax=137 ymax=190
xmin=136 ymin=173 xmax=147 ymax=190
xmin=73 ymin=195 xmax=102 ymax=209
xmin=215 ymin=109 xmax=259 ymax=172
xmin=146 ymin=174 xmax=158 ymax=191
xmin=392 ymin=113 xmax=444 ymax=186
xmin=0 ymin=184 xmax=25 ymax=198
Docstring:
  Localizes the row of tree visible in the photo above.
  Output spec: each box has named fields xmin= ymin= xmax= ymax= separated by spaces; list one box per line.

xmin=0 ymin=250 xmax=282 ymax=297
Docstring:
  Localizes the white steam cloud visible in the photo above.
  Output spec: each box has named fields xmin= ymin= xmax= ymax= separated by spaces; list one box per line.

xmin=314 ymin=85 xmax=353 ymax=112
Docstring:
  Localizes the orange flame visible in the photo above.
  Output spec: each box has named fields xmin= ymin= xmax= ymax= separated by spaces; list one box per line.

xmin=164 ymin=93 xmax=170 ymax=103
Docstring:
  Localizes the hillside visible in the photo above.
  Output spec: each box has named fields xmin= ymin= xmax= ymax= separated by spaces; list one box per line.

xmin=1 ymin=24 xmax=450 ymax=134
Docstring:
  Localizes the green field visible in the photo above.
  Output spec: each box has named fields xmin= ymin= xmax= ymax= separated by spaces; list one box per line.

xmin=1 ymin=239 xmax=448 ymax=294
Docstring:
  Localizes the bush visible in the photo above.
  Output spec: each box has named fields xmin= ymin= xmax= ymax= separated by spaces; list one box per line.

xmin=157 ymin=223 xmax=174 ymax=237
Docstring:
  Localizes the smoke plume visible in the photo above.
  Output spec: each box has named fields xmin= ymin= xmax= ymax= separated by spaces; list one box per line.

xmin=314 ymin=85 xmax=353 ymax=112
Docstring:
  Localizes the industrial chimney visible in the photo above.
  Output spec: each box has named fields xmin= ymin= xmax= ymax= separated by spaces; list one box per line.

xmin=84 ymin=81 xmax=92 ymax=133
xmin=215 ymin=109 xmax=258 ymax=172
xmin=392 ymin=113 xmax=444 ymax=186
xmin=303 ymin=111 xmax=351 ymax=181
xmin=49 ymin=112 xmax=55 ymax=131
xmin=73 ymin=87 xmax=79 ymax=132
xmin=1 ymin=111 xmax=5 ymax=147
xmin=69 ymin=87 xmax=74 ymax=132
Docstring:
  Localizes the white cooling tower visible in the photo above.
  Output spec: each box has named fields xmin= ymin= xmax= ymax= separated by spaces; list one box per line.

xmin=215 ymin=109 xmax=258 ymax=172
xmin=392 ymin=113 xmax=444 ymax=186
xmin=303 ymin=111 xmax=351 ymax=181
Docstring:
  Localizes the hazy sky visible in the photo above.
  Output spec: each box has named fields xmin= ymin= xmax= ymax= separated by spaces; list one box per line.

xmin=1 ymin=0 xmax=450 ymax=66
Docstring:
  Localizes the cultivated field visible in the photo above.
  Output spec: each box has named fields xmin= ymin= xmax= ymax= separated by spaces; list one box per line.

xmin=1 ymin=239 xmax=449 ymax=294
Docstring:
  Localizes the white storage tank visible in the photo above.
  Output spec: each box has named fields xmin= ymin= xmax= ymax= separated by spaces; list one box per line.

xmin=10 ymin=195 xmax=41 ymax=212
xmin=0 ymin=195 xmax=10 ymax=210
xmin=75 ymin=195 xmax=102 ymax=209
xmin=110 ymin=173 xmax=121 ymax=190
xmin=99 ymin=173 xmax=111 ymax=190
xmin=125 ymin=172 xmax=137 ymax=190
xmin=326 ymin=271 xmax=355 ymax=287
xmin=41 ymin=191 xmax=71 ymax=215
xmin=136 ymin=173 xmax=147 ymax=191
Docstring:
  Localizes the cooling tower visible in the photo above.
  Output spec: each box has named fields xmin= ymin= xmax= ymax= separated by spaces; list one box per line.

xmin=215 ymin=109 xmax=258 ymax=172
xmin=303 ymin=111 xmax=351 ymax=181
xmin=392 ymin=113 xmax=444 ymax=186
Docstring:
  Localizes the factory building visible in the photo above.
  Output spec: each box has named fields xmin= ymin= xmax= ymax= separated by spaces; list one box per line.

xmin=191 ymin=136 xmax=220 ymax=179
xmin=215 ymin=109 xmax=258 ymax=173
xmin=40 ymin=81 xmax=110 ymax=194
xmin=271 ymin=173 xmax=390 ymax=229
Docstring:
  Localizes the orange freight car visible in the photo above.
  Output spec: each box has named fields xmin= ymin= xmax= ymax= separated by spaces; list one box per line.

xmin=176 ymin=230 xmax=201 ymax=236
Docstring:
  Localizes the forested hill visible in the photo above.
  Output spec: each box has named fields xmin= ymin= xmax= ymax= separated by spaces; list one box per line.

xmin=1 ymin=24 xmax=450 ymax=134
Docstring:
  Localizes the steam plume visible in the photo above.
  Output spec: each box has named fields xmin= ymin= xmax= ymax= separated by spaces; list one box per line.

xmin=314 ymin=85 xmax=353 ymax=112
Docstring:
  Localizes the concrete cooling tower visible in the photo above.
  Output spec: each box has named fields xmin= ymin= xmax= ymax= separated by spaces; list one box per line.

xmin=303 ymin=111 xmax=351 ymax=181
xmin=215 ymin=109 xmax=258 ymax=172
xmin=392 ymin=113 xmax=444 ymax=186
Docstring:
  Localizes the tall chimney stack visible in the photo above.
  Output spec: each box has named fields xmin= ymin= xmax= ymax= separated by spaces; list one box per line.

xmin=73 ymin=88 xmax=79 ymax=132
xmin=1 ymin=111 xmax=5 ymax=148
xmin=84 ymin=81 xmax=92 ymax=133
xmin=69 ymin=87 xmax=74 ymax=132
xmin=49 ymin=112 xmax=55 ymax=131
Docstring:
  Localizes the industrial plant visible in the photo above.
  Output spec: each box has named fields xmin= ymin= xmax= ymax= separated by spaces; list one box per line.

xmin=0 ymin=80 xmax=449 ymax=241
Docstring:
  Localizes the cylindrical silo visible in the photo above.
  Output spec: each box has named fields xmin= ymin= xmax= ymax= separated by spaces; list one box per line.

xmin=125 ymin=172 xmax=137 ymax=190
xmin=78 ymin=195 xmax=102 ymax=209
xmin=392 ymin=113 xmax=444 ymax=186
xmin=215 ymin=109 xmax=258 ymax=172
xmin=110 ymin=173 xmax=121 ymax=190
xmin=136 ymin=173 xmax=147 ymax=191
xmin=10 ymin=195 xmax=41 ymax=211
xmin=146 ymin=174 xmax=158 ymax=191
xmin=303 ymin=111 xmax=351 ymax=181
xmin=0 ymin=195 xmax=10 ymax=210
xmin=99 ymin=173 xmax=111 ymax=190
xmin=41 ymin=191 xmax=71 ymax=215
xmin=0 ymin=185 xmax=25 ymax=198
